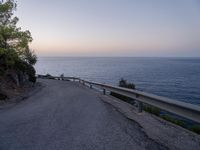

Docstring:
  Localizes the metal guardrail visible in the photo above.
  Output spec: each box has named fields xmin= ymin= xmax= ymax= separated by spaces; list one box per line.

xmin=37 ymin=75 xmax=200 ymax=123
xmin=80 ymin=79 xmax=200 ymax=123
xmin=37 ymin=75 xmax=79 ymax=81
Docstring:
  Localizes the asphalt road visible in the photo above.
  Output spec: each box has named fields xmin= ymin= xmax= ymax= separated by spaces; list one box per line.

xmin=0 ymin=79 xmax=167 ymax=150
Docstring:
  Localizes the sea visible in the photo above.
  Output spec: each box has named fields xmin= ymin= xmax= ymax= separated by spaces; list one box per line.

xmin=35 ymin=57 xmax=200 ymax=106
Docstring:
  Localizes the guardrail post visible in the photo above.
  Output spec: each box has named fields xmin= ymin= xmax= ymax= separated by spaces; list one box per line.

xmin=103 ymin=89 xmax=106 ymax=95
xmin=137 ymin=101 xmax=143 ymax=113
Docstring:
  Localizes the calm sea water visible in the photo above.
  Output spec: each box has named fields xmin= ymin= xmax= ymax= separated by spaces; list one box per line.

xmin=35 ymin=57 xmax=200 ymax=106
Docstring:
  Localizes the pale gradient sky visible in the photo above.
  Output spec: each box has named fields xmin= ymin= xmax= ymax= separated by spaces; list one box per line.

xmin=15 ymin=0 xmax=200 ymax=57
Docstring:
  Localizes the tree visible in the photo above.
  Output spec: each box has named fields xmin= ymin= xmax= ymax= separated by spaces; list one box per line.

xmin=0 ymin=0 xmax=37 ymax=64
xmin=0 ymin=0 xmax=37 ymax=82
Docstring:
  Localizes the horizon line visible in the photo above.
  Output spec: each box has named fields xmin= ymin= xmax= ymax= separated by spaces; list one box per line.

xmin=37 ymin=56 xmax=200 ymax=58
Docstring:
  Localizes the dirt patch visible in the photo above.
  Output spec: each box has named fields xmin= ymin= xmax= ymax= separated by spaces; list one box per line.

xmin=0 ymin=82 xmax=42 ymax=108
xmin=0 ymin=68 xmax=36 ymax=101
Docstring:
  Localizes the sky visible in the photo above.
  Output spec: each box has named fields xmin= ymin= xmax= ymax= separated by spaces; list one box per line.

xmin=15 ymin=0 xmax=200 ymax=57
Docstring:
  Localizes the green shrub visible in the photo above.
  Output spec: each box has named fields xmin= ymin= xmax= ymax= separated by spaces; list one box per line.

xmin=143 ymin=105 xmax=161 ymax=116
xmin=119 ymin=78 xmax=135 ymax=89
xmin=110 ymin=78 xmax=136 ymax=104
xmin=110 ymin=92 xmax=135 ymax=104
xmin=45 ymin=74 xmax=52 ymax=77
xmin=15 ymin=60 xmax=36 ymax=83
xmin=26 ymin=63 xmax=36 ymax=83
xmin=44 ymin=74 xmax=55 ymax=79
xmin=0 ymin=48 xmax=19 ymax=69
xmin=190 ymin=125 xmax=200 ymax=134
xmin=161 ymin=115 xmax=185 ymax=127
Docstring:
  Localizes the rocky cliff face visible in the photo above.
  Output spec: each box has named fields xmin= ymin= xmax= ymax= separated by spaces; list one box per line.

xmin=0 ymin=68 xmax=33 ymax=101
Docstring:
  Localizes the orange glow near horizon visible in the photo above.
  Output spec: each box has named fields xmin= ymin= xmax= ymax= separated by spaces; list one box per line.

xmin=17 ymin=0 xmax=200 ymax=57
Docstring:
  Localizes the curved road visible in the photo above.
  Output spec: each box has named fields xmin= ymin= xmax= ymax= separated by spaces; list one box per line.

xmin=0 ymin=79 xmax=167 ymax=150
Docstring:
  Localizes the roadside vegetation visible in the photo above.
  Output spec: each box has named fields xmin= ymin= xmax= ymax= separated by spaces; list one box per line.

xmin=111 ymin=78 xmax=200 ymax=134
xmin=110 ymin=78 xmax=136 ymax=104
xmin=0 ymin=0 xmax=37 ymax=100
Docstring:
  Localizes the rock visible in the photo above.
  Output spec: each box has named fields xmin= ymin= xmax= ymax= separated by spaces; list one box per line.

xmin=0 ymin=91 xmax=7 ymax=100
xmin=0 ymin=69 xmax=33 ymax=101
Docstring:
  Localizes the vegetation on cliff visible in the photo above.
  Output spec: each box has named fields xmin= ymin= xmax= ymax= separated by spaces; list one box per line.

xmin=0 ymin=0 xmax=37 ymax=100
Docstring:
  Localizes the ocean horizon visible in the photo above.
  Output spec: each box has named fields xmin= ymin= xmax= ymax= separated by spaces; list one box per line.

xmin=35 ymin=57 xmax=200 ymax=106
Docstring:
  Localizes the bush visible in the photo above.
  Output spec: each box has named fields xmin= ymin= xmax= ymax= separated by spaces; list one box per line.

xmin=161 ymin=115 xmax=185 ymax=127
xmin=44 ymin=74 xmax=55 ymax=79
xmin=119 ymin=78 xmax=135 ymax=89
xmin=143 ymin=105 xmax=161 ymax=116
xmin=15 ymin=60 xmax=36 ymax=83
xmin=110 ymin=92 xmax=135 ymax=104
xmin=190 ymin=125 xmax=200 ymax=134
xmin=110 ymin=78 xmax=136 ymax=104
xmin=0 ymin=48 xmax=19 ymax=69
xmin=25 ymin=63 xmax=36 ymax=83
